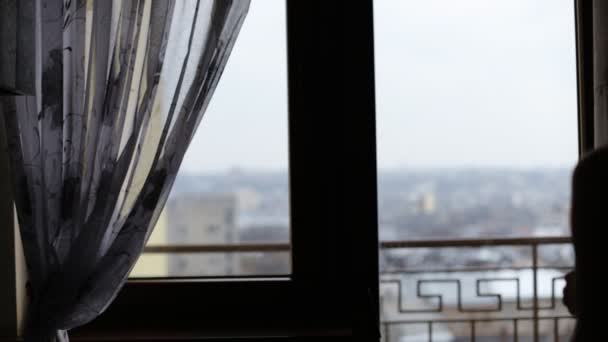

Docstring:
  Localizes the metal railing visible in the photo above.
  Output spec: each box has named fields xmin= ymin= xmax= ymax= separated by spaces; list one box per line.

xmin=144 ymin=243 xmax=290 ymax=253
xmin=379 ymin=237 xmax=575 ymax=342
xmin=142 ymin=236 xmax=575 ymax=341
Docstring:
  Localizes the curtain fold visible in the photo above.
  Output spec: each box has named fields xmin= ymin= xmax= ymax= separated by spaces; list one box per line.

xmin=0 ymin=1 xmax=250 ymax=340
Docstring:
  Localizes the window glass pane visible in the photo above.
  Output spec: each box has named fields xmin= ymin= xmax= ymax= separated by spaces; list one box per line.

xmin=131 ymin=0 xmax=289 ymax=278
xmin=375 ymin=0 xmax=577 ymax=241
xmin=375 ymin=1 xmax=577 ymax=341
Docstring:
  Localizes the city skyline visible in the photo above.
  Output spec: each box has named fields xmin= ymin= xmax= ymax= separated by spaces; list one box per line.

xmin=134 ymin=165 xmax=573 ymax=277
xmin=174 ymin=164 xmax=576 ymax=177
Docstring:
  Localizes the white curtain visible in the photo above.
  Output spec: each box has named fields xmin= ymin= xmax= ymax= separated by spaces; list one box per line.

xmin=0 ymin=1 xmax=250 ymax=340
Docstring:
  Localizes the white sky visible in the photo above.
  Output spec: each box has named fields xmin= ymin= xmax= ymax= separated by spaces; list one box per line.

xmin=180 ymin=0 xmax=578 ymax=173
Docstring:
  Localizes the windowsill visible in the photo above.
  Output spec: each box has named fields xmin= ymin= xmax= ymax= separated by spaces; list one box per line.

xmin=1 ymin=328 xmax=353 ymax=342
xmin=70 ymin=328 xmax=353 ymax=341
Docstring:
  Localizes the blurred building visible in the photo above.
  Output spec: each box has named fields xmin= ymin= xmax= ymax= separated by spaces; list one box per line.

xmin=165 ymin=194 xmax=238 ymax=276
xmin=416 ymin=192 xmax=436 ymax=215
xmin=239 ymin=225 xmax=290 ymax=275
xmin=130 ymin=208 xmax=169 ymax=277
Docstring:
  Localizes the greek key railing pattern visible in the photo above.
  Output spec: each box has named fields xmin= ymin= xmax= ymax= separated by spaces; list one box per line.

xmin=379 ymin=237 xmax=575 ymax=342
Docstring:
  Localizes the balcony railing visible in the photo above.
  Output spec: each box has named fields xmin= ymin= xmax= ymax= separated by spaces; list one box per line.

xmin=142 ymin=236 xmax=575 ymax=341
xmin=379 ymin=237 xmax=574 ymax=342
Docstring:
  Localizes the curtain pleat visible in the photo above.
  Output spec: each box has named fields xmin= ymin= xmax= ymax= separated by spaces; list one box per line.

xmin=0 ymin=1 xmax=250 ymax=340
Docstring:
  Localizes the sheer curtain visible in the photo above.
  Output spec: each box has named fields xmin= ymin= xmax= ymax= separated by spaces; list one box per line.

xmin=0 ymin=1 xmax=250 ymax=341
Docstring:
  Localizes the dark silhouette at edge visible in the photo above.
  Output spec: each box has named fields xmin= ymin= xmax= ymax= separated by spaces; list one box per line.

xmin=570 ymin=145 xmax=608 ymax=340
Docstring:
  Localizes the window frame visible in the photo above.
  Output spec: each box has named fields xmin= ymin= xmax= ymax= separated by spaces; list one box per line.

xmin=576 ymin=0 xmax=594 ymax=155
xmin=73 ymin=0 xmax=380 ymax=340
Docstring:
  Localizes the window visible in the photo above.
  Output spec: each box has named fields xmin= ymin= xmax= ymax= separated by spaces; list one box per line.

xmin=74 ymin=1 xmax=379 ymax=339
xmin=375 ymin=0 xmax=578 ymax=240
xmin=375 ymin=1 xmax=580 ymax=340
xmin=130 ymin=0 xmax=290 ymax=278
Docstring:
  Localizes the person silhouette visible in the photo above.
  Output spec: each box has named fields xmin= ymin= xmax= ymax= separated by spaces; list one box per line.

xmin=568 ymin=146 xmax=608 ymax=340
xmin=562 ymin=270 xmax=576 ymax=316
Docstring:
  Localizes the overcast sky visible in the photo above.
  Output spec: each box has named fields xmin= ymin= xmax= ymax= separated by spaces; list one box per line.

xmin=179 ymin=0 xmax=578 ymax=173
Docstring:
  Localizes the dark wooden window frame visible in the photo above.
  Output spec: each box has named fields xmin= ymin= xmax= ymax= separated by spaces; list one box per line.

xmin=576 ymin=0 xmax=594 ymax=155
xmin=74 ymin=0 xmax=380 ymax=340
